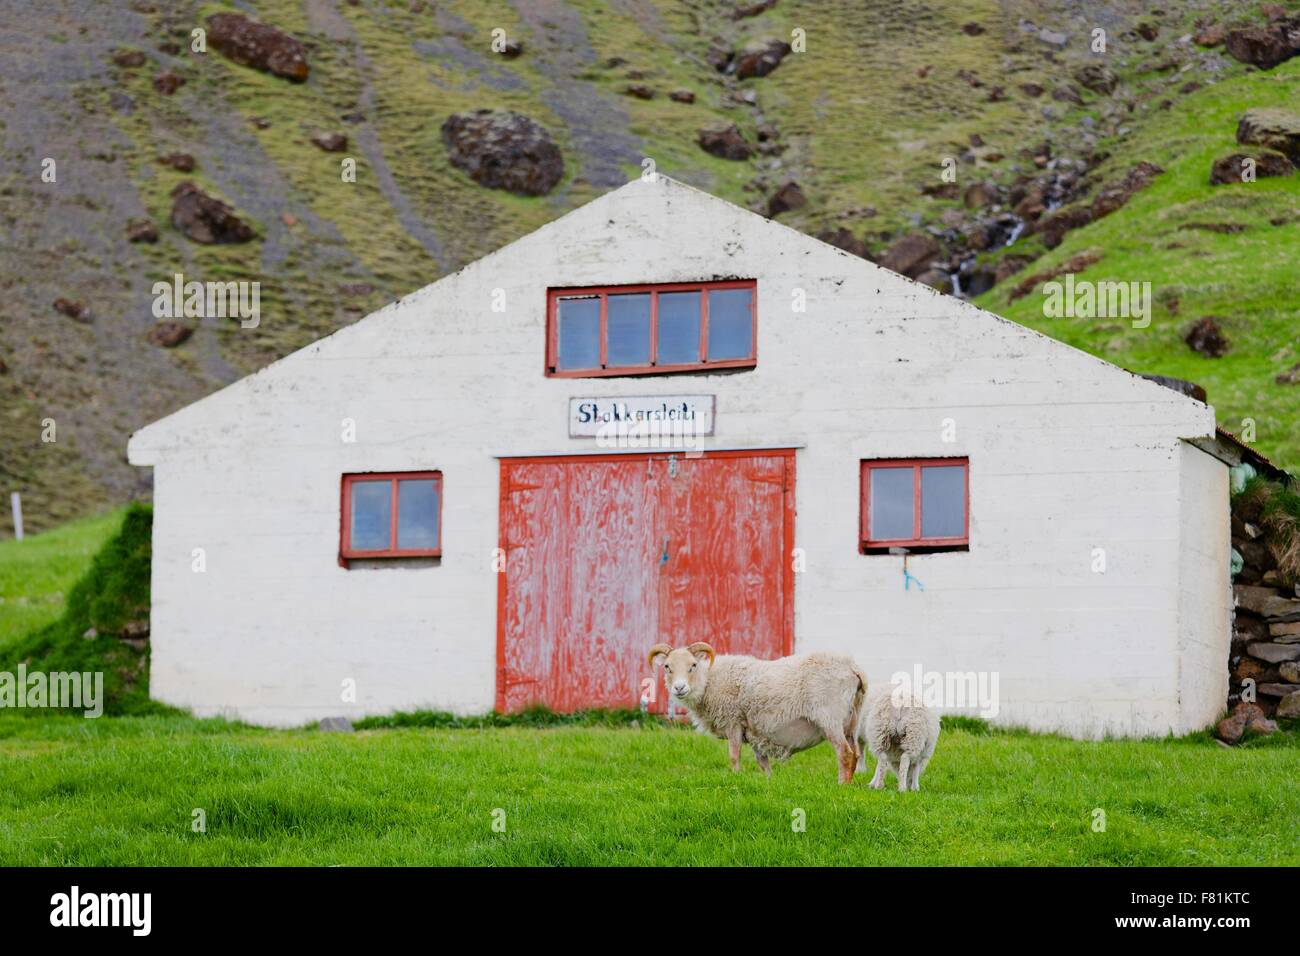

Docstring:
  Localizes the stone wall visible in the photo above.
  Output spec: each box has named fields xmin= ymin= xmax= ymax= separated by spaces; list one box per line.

xmin=1219 ymin=483 xmax=1300 ymax=742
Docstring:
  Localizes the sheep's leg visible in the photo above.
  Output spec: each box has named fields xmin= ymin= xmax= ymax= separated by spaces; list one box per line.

xmin=752 ymin=746 xmax=772 ymax=777
xmin=897 ymin=753 xmax=912 ymax=793
xmin=822 ymin=726 xmax=856 ymax=784
xmin=868 ymin=756 xmax=886 ymax=790
xmin=912 ymin=755 xmax=931 ymax=791
xmin=843 ymin=713 xmax=862 ymax=766
xmin=855 ymin=741 xmax=867 ymax=773
xmin=727 ymin=734 xmax=743 ymax=772
xmin=839 ymin=745 xmax=857 ymax=785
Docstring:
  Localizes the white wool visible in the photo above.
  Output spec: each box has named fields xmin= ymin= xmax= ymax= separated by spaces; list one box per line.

xmin=856 ymin=686 xmax=941 ymax=792
xmin=656 ymin=646 xmax=868 ymax=783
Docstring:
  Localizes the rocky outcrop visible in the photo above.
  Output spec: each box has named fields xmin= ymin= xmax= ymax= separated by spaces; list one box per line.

xmin=766 ymin=180 xmax=805 ymax=217
xmin=111 ymin=49 xmax=146 ymax=68
xmin=1224 ymin=16 xmax=1300 ymax=70
xmin=440 ymin=110 xmax=564 ymax=196
xmin=1237 ymin=108 xmax=1300 ymax=164
xmin=1051 ymin=85 xmax=1083 ymax=106
xmin=962 ymin=181 xmax=1002 ymax=209
xmin=993 ymin=254 xmax=1033 ymax=283
xmin=733 ymin=0 xmax=778 ymax=19
xmin=1007 ymin=250 xmax=1102 ymax=302
xmin=169 ymin=182 xmax=255 ymax=244
xmin=876 ymin=233 xmax=940 ymax=279
xmin=53 ymin=298 xmax=92 ymax=323
xmin=147 ymin=322 xmax=192 ymax=348
xmin=1210 ymin=152 xmax=1295 ymax=185
xmin=733 ymin=38 xmax=791 ymax=79
xmin=1074 ymin=63 xmax=1117 ymax=95
xmin=1184 ymin=316 xmax=1229 ymax=357
xmin=207 ymin=13 xmax=310 ymax=82
xmin=153 ymin=71 xmax=184 ymax=95
xmin=1033 ymin=162 xmax=1162 ymax=248
xmin=1277 ymin=362 xmax=1300 ymax=385
xmin=1092 ymin=161 xmax=1163 ymax=216
xmin=697 ymin=124 xmax=753 ymax=160
xmin=157 ymin=152 xmax=195 ymax=172
xmin=1194 ymin=23 xmax=1226 ymax=47
xmin=311 ymin=132 xmax=348 ymax=152
xmin=125 ymin=218 xmax=158 ymax=243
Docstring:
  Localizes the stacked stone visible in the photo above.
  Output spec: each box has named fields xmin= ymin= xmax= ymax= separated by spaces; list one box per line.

xmin=1219 ymin=500 xmax=1300 ymax=743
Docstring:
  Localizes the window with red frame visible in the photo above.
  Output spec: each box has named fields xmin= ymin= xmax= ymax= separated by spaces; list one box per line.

xmin=546 ymin=280 xmax=756 ymax=377
xmin=341 ymin=472 xmax=442 ymax=560
xmin=860 ymin=459 xmax=968 ymax=552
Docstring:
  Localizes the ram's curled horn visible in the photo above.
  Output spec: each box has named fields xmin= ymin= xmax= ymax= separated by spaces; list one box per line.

xmin=687 ymin=642 xmax=715 ymax=664
xmin=647 ymin=643 xmax=673 ymax=667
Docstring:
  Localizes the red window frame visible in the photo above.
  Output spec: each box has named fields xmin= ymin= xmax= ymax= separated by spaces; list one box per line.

xmin=340 ymin=471 xmax=442 ymax=561
xmin=860 ymin=458 xmax=969 ymax=551
xmin=545 ymin=279 xmax=757 ymax=377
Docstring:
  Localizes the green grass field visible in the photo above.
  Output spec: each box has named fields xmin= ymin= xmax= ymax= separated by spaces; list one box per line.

xmin=1 ymin=484 xmax=1297 ymax=867
xmin=0 ymin=509 xmax=126 ymax=653
xmin=0 ymin=715 xmax=1295 ymax=866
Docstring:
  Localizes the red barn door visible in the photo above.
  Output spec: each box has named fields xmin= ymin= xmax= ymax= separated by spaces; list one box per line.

xmin=497 ymin=449 xmax=794 ymax=712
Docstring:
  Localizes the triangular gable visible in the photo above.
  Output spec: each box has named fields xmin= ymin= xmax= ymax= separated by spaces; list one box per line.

xmin=129 ymin=175 xmax=1211 ymax=460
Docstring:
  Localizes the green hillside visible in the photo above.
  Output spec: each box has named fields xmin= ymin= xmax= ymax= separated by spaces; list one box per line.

xmin=981 ymin=59 xmax=1300 ymax=463
xmin=1 ymin=0 xmax=1296 ymax=533
xmin=0 ymin=509 xmax=126 ymax=651
xmin=0 ymin=504 xmax=162 ymax=716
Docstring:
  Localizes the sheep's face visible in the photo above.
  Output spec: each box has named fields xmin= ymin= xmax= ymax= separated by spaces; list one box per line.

xmin=648 ymin=643 xmax=715 ymax=703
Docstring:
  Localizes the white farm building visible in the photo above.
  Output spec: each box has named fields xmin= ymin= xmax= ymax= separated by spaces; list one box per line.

xmin=128 ymin=176 xmax=1234 ymax=737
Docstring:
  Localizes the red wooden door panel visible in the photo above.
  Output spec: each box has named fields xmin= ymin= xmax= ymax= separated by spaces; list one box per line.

xmin=659 ymin=454 xmax=788 ymax=660
xmin=499 ymin=457 xmax=660 ymax=712
xmin=497 ymin=450 xmax=794 ymax=712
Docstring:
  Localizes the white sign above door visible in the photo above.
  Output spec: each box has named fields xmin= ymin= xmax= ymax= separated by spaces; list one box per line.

xmin=568 ymin=395 xmax=716 ymax=439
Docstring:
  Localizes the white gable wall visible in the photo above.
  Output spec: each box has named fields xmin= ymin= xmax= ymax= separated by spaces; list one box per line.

xmin=130 ymin=177 xmax=1222 ymax=736
xmin=1175 ymin=443 xmax=1233 ymax=733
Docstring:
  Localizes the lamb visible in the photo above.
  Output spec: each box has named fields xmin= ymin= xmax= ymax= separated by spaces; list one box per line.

xmin=856 ymin=685 xmax=941 ymax=792
xmin=647 ymin=642 xmax=868 ymax=783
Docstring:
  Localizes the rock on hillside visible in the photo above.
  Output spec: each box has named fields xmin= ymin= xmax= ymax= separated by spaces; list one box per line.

xmin=169 ymin=182 xmax=255 ymax=244
xmin=1237 ymin=108 xmax=1300 ymax=163
xmin=440 ymin=110 xmax=564 ymax=196
xmin=1224 ymin=16 xmax=1300 ymax=70
xmin=1209 ymin=152 xmax=1295 ymax=184
xmin=734 ymin=38 xmax=791 ymax=79
xmin=207 ymin=13 xmax=310 ymax=82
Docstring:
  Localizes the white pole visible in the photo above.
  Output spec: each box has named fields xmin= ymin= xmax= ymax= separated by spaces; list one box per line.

xmin=10 ymin=492 xmax=22 ymax=541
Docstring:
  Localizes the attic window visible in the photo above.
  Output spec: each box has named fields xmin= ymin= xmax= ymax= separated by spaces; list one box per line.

xmin=546 ymin=280 xmax=756 ymax=377
xmin=860 ymin=459 xmax=969 ymax=553
xmin=341 ymin=472 xmax=442 ymax=561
